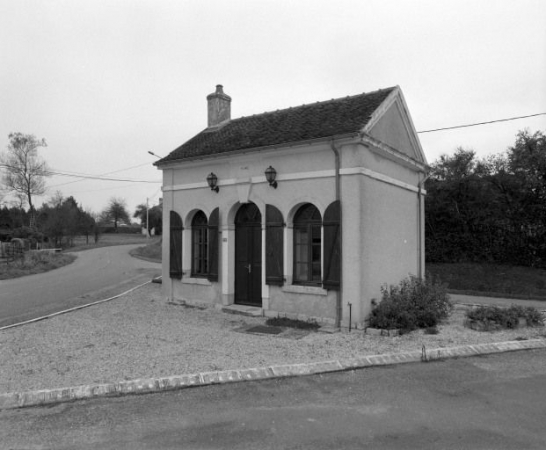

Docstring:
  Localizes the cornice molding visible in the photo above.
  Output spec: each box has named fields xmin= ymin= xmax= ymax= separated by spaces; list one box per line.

xmin=163 ymin=166 xmax=426 ymax=195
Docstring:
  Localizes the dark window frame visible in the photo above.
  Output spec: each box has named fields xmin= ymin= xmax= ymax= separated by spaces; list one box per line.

xmin=191 ymin=211 xmax=208 ymax=278
xmin=293 ymin=204 xmax=322 ymax=286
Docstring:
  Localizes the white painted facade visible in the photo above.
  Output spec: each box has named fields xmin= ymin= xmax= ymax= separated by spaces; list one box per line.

xmin=157 ymin=86 xmax=428 ymax=328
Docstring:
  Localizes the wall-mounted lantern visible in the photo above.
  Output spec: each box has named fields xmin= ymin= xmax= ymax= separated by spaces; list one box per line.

xmin=265 ymin=166 xmax=278 ymax=189
xmin=206 ymin=172 xmax=219 ymax=193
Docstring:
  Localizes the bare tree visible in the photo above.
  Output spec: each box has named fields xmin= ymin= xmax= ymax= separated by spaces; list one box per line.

xmin=102 ymin=197 xmax=130 ymax=231
xmin=0 ymin=132 xmax=50 ymax=226
xmin=48 ymin=190 xmax=65 ymax=208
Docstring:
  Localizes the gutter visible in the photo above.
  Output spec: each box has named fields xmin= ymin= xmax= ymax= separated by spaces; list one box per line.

xmin=155 ymin=132 xmax=360 ymax=169
xmin=330 ymin=140 xmax=343 ymax=329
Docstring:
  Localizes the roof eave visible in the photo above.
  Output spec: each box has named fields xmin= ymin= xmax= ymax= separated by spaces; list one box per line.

xmin=154 ymin=132 xmax=362 ymax=169
xmin=360 ymin=133 xmax=429 ymax=172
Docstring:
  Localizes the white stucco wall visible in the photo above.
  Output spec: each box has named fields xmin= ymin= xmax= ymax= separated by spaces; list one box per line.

xmin=159 ymin=135 xmax=425 ymax=327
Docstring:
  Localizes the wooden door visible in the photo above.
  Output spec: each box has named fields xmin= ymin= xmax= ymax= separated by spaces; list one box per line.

xmin=235 ymin=203 xmax=262 ymax=306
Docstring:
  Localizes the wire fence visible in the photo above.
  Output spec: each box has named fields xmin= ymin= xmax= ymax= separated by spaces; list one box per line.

xmin=0 ymin=239 xmax=25 ymax=264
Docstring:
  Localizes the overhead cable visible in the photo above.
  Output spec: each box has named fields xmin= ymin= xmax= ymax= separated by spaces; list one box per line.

xmin=48 ymin=161 xmax=156 ymax=188
xmin=0 ymin=164 xmax=160 ymax=184
xmin=417 ymin=112 xmax=546 ymax=134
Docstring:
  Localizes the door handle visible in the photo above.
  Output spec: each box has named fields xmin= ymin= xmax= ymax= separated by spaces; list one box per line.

xmin=244 ymin=264 xmax=252 ymax=273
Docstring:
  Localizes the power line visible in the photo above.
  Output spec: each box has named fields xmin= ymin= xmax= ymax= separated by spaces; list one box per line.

xmin=417 ymin=112 xmax=546 ymax=134
xmin=48 ymin=170 xmax=160 ymax=184
xmin=69 ymin=183 xmax=144 ymax=195
xmin=0 ymin=164 xmax=160 ymax=184
xmin=48 ymin=161 xmax=156 ymax=188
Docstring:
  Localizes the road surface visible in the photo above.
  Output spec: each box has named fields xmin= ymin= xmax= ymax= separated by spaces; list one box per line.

xmin=1 ymin=348 xmax=545 ymax=449
xmin=0 ymin=244 xmax=161 ymax=328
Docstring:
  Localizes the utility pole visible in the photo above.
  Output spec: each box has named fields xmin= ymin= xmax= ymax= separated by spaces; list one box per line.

xmin=146 ymin=198 xmax=149 ymax=238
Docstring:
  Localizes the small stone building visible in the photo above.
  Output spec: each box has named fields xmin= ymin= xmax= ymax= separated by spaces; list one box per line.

xmin=154 ymin=84 xmax=428 ymax=328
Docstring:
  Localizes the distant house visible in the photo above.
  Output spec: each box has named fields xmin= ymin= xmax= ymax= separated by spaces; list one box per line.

xmin=154 ymin=84 xmax=428 ymax=328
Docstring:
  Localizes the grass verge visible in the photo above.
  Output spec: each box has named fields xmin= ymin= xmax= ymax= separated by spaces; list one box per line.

xmin=65 ymin=234 xmax=159 ymax=253
xmin=0 ymin=252 xmax=77 ymax=280
xmin=427 ymin=262 xmax=546 ymax=301
xmin=129 ymin=238 xmax=162 ymax=263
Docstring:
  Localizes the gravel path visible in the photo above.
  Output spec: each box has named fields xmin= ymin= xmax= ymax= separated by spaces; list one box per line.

xmin=1 ymin=283 xmax=545 ymax=394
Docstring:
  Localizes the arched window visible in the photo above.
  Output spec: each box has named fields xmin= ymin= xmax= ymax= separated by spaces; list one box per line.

xmin=191 ymin=211 xmax=208 ymax=277
xmin=293 ymin=204 xmax=322 ymax=285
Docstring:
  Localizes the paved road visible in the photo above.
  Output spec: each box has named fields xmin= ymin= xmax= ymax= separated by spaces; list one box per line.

xmin=0 ymin=245 xmax=161 ymax=328
xmin=2 ymin=349 xmax=545 ymax=449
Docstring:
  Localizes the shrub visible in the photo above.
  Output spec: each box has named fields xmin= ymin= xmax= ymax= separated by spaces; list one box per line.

xmin=523 ymin=307 xmax=545 ymax=326
xmin=425 ymin=326 xmax=439 ymax=335
xmin=466 ymin=304 xmax=544 ymax=329
xmin=367 ymin=275 xmax=452 ymax=331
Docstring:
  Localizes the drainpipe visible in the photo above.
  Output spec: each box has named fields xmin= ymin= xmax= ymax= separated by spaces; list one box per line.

xmin=417 ymin=171 xmax=431 ymax=279
xmin=330 ymin=141 xmax=343 ymax=329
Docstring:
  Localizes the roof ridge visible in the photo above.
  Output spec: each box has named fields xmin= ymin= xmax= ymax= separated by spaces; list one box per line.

xmin=233 ymin=86 xmax=396 ymax=123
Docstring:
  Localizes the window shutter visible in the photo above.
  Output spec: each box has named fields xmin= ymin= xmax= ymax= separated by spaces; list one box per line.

xmin=207 ymin=207 xmax=219 ymax=282
xmin=169 ymin=211 xmax=183 ymax=279
xmin=323 ymin=200 xmax=341 ymax=290
xmin=266 ymin=204 xmax=284 ymax=286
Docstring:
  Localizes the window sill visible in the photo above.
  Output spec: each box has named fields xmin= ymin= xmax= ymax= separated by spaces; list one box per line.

xmin=282 ymin=284 xmax=328 ymax=296
xmin=181 ymin=276 xmax=212 ymax=286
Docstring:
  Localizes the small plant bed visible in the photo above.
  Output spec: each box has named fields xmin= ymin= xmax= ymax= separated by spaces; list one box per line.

xmin=367 ymin=275 xmax=452 ymax=335
xmin=365 ymin=327 xmax=402 ymax=337
xmin=465 ymin=304 xmax=545 ymax=331
xmin=0 ymin=252 xmax=76 ymax=280
xmin=265 ymin=317 xmax=320 ymax=330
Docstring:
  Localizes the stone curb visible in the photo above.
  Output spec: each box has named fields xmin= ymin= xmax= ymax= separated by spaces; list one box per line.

xmin=1 ymin=338 xmax=545 ymax=411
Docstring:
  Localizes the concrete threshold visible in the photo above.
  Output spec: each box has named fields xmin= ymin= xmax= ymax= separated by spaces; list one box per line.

xmin=221 ymin=304 xmax=263 ymax=318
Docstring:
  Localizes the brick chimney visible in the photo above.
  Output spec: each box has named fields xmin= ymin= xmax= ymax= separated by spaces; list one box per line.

xmin=207 ymin=84 xmax=231 ymax=127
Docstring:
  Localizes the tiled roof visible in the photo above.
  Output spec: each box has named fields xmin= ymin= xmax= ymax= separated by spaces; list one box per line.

xmin=158 ymin=86 xmax=396 ymax=164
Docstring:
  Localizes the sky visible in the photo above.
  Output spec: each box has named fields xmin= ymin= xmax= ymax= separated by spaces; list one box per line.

xmin=1 ymin=0 xmax=545 ymax=218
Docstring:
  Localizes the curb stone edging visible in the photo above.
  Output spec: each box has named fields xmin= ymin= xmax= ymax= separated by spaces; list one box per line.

xmin=1 ymin=338 xmax=545 ymax=411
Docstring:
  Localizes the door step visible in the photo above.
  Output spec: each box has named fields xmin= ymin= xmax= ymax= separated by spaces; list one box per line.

xmin=221 ymin=304 xmax=263 ymax=318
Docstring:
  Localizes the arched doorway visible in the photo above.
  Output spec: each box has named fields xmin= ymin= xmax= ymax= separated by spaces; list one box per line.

xmin=235 ymin=203 xmax=262 ymax=306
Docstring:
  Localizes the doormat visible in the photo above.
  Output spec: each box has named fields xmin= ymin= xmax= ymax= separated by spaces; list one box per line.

xmin=245 ymin=325 xmax=284 ymax=335
xmin=233 ymin=325 xmax=310 ymax=340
